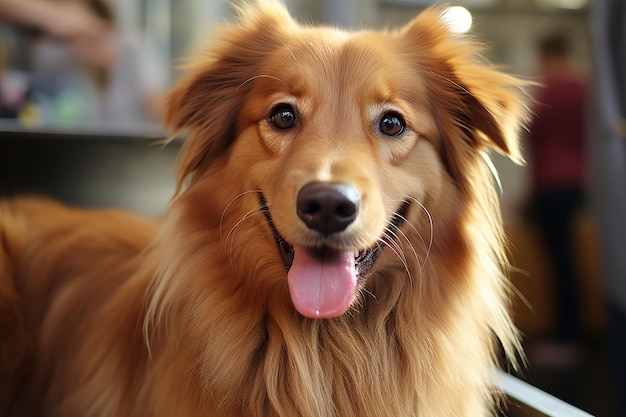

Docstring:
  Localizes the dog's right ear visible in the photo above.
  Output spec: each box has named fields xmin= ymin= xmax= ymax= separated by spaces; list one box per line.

xmin=166 ymin=1 xmax=296 ymax=190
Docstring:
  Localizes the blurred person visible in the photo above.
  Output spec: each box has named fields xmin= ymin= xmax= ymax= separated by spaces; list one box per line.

xmin=0 ymin=0 xmax=114 ymax=118
xmin=27 ymin=0 xmax=166 ymax=127
xmin=3 ymin=0 xmax=166 ymax=127
xmin=526 ymin=32 xmax=588 ymax=365
xmin=0 ymin=0 xmax=113 ymax=68
xmin=591 ymin=1 xmax=626 ymax=415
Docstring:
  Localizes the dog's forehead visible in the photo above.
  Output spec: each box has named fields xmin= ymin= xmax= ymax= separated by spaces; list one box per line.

xmin=261 ymin=29 xmax=428 ymax=102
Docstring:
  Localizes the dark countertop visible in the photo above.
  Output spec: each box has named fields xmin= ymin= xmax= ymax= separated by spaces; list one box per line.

xmin=0 ymin=121 xmax=181 ymax=218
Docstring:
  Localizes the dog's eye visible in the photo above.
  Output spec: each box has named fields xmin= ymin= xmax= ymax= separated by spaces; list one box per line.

xmin=269 ymin=105 xmax=297 ymax=130
xmin=379 ymin=112 xmax=406 ymax=137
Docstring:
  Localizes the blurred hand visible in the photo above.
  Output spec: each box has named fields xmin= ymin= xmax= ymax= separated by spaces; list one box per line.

xmin=0 ymin=0 xmax=117 ymax=68
xmin=43 ymin=2 xmax=116 ymax=69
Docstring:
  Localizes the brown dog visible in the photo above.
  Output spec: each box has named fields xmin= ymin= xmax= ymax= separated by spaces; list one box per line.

xmin=0 ymin=2 xmax=529 ymax=416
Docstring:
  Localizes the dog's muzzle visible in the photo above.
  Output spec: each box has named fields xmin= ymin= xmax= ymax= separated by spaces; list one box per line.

xmin=260 ymin=183 xmax=409 ymax=319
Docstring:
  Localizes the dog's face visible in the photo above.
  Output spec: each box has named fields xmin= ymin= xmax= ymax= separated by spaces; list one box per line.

xmin=165 ymin=2 xmax=526 ymax=319
xmin=241 ymin=35 xmax=443 ymax=318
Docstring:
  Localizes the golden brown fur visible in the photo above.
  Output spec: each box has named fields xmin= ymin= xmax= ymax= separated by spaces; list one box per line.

xmin=0 ymin=2 xmax=529 ymax=416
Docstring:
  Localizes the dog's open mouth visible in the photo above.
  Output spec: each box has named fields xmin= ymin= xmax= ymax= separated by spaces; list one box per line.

xmin=260 ymin=195 xmax=409 ymax=319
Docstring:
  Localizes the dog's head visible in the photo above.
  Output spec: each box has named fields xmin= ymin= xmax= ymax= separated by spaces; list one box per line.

xmin=165 ymin=1 xmax=528 ymax=319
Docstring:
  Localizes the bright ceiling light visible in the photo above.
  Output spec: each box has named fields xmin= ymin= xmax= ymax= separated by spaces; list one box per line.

xmin=441 ymin=6 xmax=473 ymax=34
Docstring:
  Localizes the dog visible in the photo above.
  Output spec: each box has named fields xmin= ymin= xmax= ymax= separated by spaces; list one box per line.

xmin=0 ymin=2 xmax=529 ymax=416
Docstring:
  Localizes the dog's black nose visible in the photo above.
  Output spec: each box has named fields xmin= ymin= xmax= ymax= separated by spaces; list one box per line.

xmin=297 ymin=182 xmax=360 ymax=235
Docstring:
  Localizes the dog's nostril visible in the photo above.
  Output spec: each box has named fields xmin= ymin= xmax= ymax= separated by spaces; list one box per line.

xmin=336 ymin=201 xmax=357 ymax=217
xmin=297 ymin=182 xmax=360 ymax=236
xmin=301 ymin=201 xmax=321 ymax=215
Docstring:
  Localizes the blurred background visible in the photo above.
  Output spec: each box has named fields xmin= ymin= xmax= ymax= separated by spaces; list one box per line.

xmin=1 ymin=0 xmax=623 ymax=416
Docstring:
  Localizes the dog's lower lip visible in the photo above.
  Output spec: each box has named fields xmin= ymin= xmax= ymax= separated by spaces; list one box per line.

xmin=260 ymin=194 xmax=410 ymax=275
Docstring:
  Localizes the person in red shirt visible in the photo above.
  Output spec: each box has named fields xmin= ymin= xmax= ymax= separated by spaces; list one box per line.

xmin=528 ymin=32 xmax=588 ymax=362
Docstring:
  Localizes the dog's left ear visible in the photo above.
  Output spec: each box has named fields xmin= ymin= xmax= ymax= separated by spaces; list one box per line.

xmin=165 ymin=1 xmax=296 ymax=190
xmin=400 ymin=8 xmax=529 ymax=166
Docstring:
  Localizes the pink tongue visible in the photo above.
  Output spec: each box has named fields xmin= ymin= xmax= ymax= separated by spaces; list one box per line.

xmin=287 ymin=246 xmax=357 ymax=319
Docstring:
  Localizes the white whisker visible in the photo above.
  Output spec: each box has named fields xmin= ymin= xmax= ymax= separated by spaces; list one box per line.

xmin=224 ymin=209 xmax=266 ymax=271
xmin=362 ymin=286 xmax=378 ymax=303
xmin=219 ymin=190 xmax=264 ymax=271
xmin=237 ymin=75 xmax=283 ymax=91
xmin=379 ymin=228 xmax=411 ymax=281
xmin=388 ymin=223 xmax=420 ymax=273
xmin=404 ymin=196 xmax=434 ymax=274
